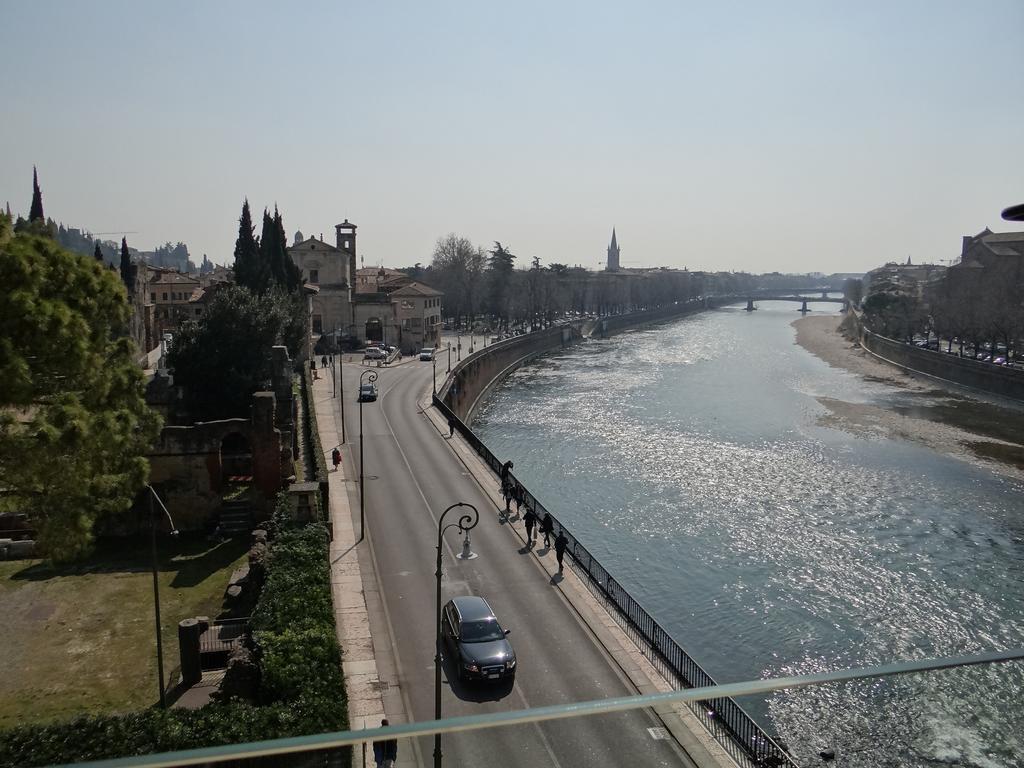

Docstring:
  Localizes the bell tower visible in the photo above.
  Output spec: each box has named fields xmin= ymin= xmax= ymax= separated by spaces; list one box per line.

xmin=335 ymin=219 xmax=357 ymax=287
xmin=606 ymin=228 xmax=620 ymax=272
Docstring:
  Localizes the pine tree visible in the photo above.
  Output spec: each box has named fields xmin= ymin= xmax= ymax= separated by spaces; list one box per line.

xmin=0 ymin=219 xmax=161 ymax=560
xmin=93 ymin=241 xmax=103 ymax=263
xmin=120 ymin=237 xmax=132 ymax=287
xmin=29 ymin=166 xmax=44 ymax=222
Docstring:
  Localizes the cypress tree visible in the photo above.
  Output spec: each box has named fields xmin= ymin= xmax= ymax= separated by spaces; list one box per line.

xmin=232 ymin=199 xmax=263 ymax=293
xmin=120 ymin=237 xmax=132 ymax=287
xmin=93 ymin=241 xmax=103 ymax=263
xmin=258 ymin=208 xmax=277 ymax=294
xmin=29 ymin=166 xmax=44 ymax=222
xmin=272 ymin=206 xmax=302 ymax=292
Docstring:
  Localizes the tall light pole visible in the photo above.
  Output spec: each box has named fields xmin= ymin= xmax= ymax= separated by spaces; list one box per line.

xmin=147 ymin=484 xmax=178 ymax=709
xmin=358 ymin=369 xmax=378 ymax=543
xmin=434 ymin=502 xmax=479 ymax=768
xmin=457 ymin=330 xmax=461 ymax=362
xmin=432 ymin=351 xmax=437 ymax=396
xmin=447 ymin=343 xmax=452 ymax=373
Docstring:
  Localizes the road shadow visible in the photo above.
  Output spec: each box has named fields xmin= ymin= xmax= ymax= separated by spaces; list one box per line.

xmin=441 ymin=653 xmax=515 ymax=703
xmin=536 ymin=544 xmax=551 ymax=556
xmin=517 ymin=542 xmax=535 ymax=555
xmin=550 ymin=572 xmax=564 ymax=585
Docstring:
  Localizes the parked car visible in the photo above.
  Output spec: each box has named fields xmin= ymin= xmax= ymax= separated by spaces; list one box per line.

xmin=364 ymin=347 xmax=385 ymax=360
xmin=357 ymin=383 xmax=378 ymax=402
xmin=442 ymin=596 xmax=516 ymax=683
xmin=419 ymin=349 xmax=433 ymax=361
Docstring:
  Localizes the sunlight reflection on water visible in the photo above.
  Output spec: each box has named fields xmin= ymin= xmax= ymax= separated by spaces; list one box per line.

xmin=474 ymin=305 xmax=1024 ymax=767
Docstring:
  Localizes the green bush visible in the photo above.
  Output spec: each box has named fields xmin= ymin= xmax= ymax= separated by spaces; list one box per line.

xmin=0 ymin=518 xmax=349 ymax=767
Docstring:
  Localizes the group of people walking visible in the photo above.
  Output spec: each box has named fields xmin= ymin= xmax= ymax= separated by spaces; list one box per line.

xmin=499 ymin=461 xmax=569 ymax=574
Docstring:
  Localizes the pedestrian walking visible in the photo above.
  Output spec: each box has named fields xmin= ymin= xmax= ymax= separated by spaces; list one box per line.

xmin=501 ymin=480 xmax=512 ymax=516
xmin=554 ymin=529 xmax=568 ymax=574
xmin=448 ymin=416 xmax=456 ymax=438
xmin=329 ymin=354 xmax=334 ymax=366
xmin=372 ymin=718 xmax=398 ymax=768
xmin=310 ymin=359 xmax=318 ymax=379
xmin=331 ymin=448 xmax=341 ymax=471
xmin=321 ymin=355 xmax=328 ymax=368
xmin=540 ymin=512 xmax=554 ymax=548
xmin=523 ymin=508 xmax=537 ymax=546
xmin=500 ymin=460 xmax=514 ymax=484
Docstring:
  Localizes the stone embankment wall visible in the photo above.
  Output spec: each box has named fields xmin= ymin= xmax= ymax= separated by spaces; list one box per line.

xmin=852 ymin=313 xmax=1024 ymax=401
xmin=442 ymin=299 xmax=724 ymax=421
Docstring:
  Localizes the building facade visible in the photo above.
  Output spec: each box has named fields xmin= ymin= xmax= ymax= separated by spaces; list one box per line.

xmin=391 ymin=282 xmax=443 ymax=353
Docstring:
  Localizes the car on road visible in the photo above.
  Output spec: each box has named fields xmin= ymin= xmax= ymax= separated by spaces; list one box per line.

xmin=364 ymin=347 xmax=385 ymax=360
xmin=419 ymin=348 xmax=433 ymax=361
xmin=357 ymin=383 xmax=378 ymax=402
xmin=442 ymin=596 xmax=516 ymax=683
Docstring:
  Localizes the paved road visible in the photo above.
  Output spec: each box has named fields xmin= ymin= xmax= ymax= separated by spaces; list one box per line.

xmin=335 ymin=358 xmax=695 ymax=768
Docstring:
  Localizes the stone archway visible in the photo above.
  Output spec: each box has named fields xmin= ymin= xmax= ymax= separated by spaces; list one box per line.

xmin=365 ymin=317 xmax=383 ymax=342
xmin=220 ymin=432 xmax=253 ymax=482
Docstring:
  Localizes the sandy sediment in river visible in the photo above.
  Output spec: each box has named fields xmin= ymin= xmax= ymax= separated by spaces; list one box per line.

xmin=792 ymin=314 xmax=1024 ymax=481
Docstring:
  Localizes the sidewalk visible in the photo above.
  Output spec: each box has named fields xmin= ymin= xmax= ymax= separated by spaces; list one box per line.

xmin=310 ymin=368 xmax=405 ymax=768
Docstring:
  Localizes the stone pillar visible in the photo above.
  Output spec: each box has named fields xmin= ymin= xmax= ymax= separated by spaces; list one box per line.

xmin=178 ymin=618 xmax=203 ymax=686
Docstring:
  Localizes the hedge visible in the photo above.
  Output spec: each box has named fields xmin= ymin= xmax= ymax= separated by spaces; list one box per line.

xmin=0 ymin=513 xmax=349 ymax=767
xmin=300 ymin=367 xmax=330 ymax=513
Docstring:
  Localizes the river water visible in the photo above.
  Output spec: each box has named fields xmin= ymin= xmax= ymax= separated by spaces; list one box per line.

xmin=473 ymin=302 xmax=1024 ymax=768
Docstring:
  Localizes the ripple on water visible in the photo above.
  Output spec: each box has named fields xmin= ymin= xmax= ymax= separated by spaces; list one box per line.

xmin=474 ymin=309 xmax=1024 ymax=767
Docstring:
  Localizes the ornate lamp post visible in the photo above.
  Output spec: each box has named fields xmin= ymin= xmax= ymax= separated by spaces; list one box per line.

xmin=434 ymin=502 xmax=479 ymax=768
xmin=358 ymin=369 xmax=378 ymax=543
xmin=447 ymin=343 xmax=452 ymax=373
xmin=147 ymin=484 xmax=178 ymax=709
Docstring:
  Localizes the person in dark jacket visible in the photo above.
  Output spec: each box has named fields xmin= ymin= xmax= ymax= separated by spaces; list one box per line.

xmin=540 ymin=512 xmax=554 ymax=547
xmin=373 ymin=718 xmax=398 ymax=768
xmin=523 ymin=508 xmax=537 ymax=546
xmin=554 ymin=530 xmax=568 ymax=574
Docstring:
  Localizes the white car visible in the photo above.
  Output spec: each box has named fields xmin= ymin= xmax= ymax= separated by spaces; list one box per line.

xmin=419 ymin=349 xmax=434 ymax=361
xmin=364 ymin=347 xmax=385 ymax=360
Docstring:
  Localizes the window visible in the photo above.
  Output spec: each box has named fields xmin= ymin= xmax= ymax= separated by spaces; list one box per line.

xmin=309 ymin=269 xmax=319 ymax=283
xmin=312 ymin=314 xmax=323 ymax=334
xmin=150 ymin=292 xmax=156 ymax=301
xmin=162 ymin=292 xmax=168 ymax=301
xmin=195 ymin=308 xmax=202 ymax=316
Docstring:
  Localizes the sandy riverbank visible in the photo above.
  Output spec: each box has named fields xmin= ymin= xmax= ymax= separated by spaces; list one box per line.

xmin=792 ymin=314 xmax=1024 ymax=480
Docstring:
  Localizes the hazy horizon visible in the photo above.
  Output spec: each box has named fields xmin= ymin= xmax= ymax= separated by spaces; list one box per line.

xmin=2 ymin=1 xmax=1022 ymax=274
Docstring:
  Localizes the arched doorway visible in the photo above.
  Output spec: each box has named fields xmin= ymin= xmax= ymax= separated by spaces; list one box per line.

xmin=221 ymin=432 xmax=253 ymax=482
xmin=365 ymin=317 xmax=382 ymax=342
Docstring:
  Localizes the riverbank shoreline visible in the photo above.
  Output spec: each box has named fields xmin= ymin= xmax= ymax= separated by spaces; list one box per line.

xmin=792 ymin=314 xmax=1024 ymax=480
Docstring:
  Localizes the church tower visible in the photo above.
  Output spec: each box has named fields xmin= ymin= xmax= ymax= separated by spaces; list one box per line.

xmin=335 ymin=219 xmax=358 ymax=287
xmin=606 ymin=228 xmax=620 ymax=271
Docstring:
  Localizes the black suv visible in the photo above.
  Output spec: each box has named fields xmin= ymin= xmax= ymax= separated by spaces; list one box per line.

xmin=442 ymin=596 xmax=516 ymax=682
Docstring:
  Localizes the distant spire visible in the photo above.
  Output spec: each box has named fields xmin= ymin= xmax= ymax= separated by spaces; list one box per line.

xmin=29 ymin=166 xmax=44 ymax=222
xmin=606 ymin=228 xmax=620 ymax=271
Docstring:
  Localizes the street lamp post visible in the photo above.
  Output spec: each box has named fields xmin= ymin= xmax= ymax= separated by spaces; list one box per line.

xmin=447 ymin=344 xmax=452 ymax=373
xmin=147 ymin=484 xmax=178 ymax=709
xmin=434 ymin=502 xmax=479 ymax=768
xmin=432 ymin=352 xmax=437 ymax=397
xmin=358 ymin=369 xmax=378 ymax=543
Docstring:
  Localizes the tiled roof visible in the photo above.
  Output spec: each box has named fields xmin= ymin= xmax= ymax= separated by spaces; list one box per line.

xmin=390 ymin=281 xmax=442 ymax=297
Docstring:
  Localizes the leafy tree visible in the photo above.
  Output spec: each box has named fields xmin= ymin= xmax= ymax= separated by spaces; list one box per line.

xmin=168 ymin=285 xmax=305 ymax=420
xmin=0 ymin=216 xmax=161 ymax=560
xmin=29 ymin=166 xmax=44 ymax=222
xmin=93 ymin=241 xmax=103 ymax=263
xmin=486 ymin=242 xmax=515 ymax=330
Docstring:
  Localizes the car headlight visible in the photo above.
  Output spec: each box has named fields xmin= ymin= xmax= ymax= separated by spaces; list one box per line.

xmin=505 ymin=659 xmax=516 ymax=669
xmin=465 ymin=663 xmax=479 ymax=672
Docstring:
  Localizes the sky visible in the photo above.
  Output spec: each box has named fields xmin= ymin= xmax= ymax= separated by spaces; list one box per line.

xmin=1 ymin=1 xmax=1022 ymax=275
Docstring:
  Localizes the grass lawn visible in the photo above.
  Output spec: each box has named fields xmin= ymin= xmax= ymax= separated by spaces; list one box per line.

xmin=0 ymin=535 xmax=249 ymax=729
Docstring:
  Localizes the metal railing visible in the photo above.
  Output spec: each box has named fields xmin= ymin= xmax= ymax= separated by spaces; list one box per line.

xmin=432 ymin=393 xmax=799 ymax=768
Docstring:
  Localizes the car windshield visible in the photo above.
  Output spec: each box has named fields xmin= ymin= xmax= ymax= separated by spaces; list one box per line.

xmin=459 ymin=619 xmax=504 ymax=642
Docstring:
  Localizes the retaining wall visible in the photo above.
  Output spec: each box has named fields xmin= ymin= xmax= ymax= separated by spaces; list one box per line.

xmin=855 ymin=318 xmax=1024 ymax=402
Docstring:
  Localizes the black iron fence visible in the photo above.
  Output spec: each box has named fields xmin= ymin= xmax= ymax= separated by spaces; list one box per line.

xmin=433 ymin=393 xmax=799 ymax=768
